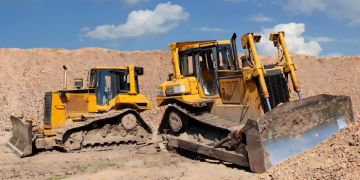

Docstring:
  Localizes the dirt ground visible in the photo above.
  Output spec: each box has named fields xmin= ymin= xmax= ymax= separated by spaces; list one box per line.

xmin=1 ymin=48 xmax=360 ymax=179
xmin=0 ymin=132 xmax=256 ymax=180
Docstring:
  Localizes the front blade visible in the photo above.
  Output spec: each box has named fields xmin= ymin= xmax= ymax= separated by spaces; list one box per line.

xmin=6 ymin=116 xmax=33 ymax=158
xmin=259 ymin=95 xmax=353 ymax=169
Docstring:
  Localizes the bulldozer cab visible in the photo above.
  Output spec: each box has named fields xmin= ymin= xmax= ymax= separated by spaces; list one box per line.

xmin=88 ymin=67 xmax=141 ymax=106
xmin=176 ymin=42 xmax=238 ymax=96
xmin=157 ymin=40 xmax=239 ymax=108
xmin=179 ymin=46 xmax=219 ymax=96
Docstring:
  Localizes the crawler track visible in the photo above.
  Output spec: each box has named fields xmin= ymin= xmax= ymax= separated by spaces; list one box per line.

xmin=52 ymin=109 xmax=153 ymax=152
xmin=158 ymin=104 xmax=249 ymax=167
xmin=158 ymin=104 xmax=244 ymax=133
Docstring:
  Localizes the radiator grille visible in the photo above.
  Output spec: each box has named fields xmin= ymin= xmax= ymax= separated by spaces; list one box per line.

xmin=43 ymin=92 xmax=52 ymax=124
xmin=262 ymin=71 xmax=290 ymax=113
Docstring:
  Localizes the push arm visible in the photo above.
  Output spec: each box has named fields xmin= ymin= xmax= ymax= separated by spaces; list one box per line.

xmin=241 ymin=33 xmax=272 ymax=110
xmin=269 ymin=31 xmax=302 ymax=99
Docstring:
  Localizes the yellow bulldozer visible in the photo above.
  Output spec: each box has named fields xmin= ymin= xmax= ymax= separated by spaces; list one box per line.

xmin=156 ymin=32 xmax=354 ymax=173
xmin=7 ymin=65 xmax=153 ymax=157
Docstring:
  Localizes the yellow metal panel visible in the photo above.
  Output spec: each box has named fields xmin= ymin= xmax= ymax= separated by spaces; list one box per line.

xmin=178 ymin=40 xmax=231 ymax=52
xmin=241 ymin=70 xmax=264 ymax=120
xmin=189 ymin=79 xmax=199 ymax=94
xmin=168 ymin=40 xmax=231 ymax=51
xmin=160 ymin=78 xmax=192 ymax=95
xmin=168 ymin=40 xmax=216 ymax=50
xmin=128 ymin=65 xmax=137 ymax=95
xmin=156 ymin=93 xmax=218 ymax=107
xmin=66 ymin=95 xmax=88 ymax=113
xmin=87 ymin=94 xmax=97 ymax=112
xmin=217 ymin=40 xmax=231 ymax=45
xmin=219 ymin=77 xmax=242 ymax=104
xmin=114 ymin=94 xmax=151 ymax=110
xmin=172 ymin=49 xmax=181 ymax=78
xmin=50 ymin=93 xmax=67 ymax=128
xmin=210 ymin=104 xmax=247 ymax=124
xmin=156 ymin=74 xmax=219 ymax=107
xmin=43 ymin=129 xmax=57 ymax=136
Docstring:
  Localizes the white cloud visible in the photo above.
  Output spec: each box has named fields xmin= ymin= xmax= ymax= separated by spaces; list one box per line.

xmin=247 ymin=13 xmax=272 ymax=22
xmin=80 ymin=27 xmax=92 ymax=32
xmin=305 ymin=37 xmax=335 ymax=42
xmin=256 ymin=23 xmax=323 ymax=56
xmin=122 ymin=0 xmax=148 ymax=6
xmin=323 ymin=53 xmax=343 ymax=57
xmin=283 ymin=0 xmax=360 ymax=27
xmin=84 ymin=2 xmax=189 ymax=40
xmin=194 ymin=27 xmax=224 ymax=32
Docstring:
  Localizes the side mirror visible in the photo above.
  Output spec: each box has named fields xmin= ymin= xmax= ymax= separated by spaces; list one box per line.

xmin=168 ymin=73 xmax=173 ymax=81
xmin=135 ymin=67 xmax=144 ymax=75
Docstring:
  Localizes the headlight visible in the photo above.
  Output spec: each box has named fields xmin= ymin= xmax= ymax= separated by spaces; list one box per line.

xmin=166 ymin=87 xmax=174 ymax=94
xmin=165 ymin=85 xmax=185 ymax=95
xmin=157 ymin=89 xmax=164 ymax=96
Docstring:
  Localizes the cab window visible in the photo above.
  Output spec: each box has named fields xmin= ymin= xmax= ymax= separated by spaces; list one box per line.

xmin=97 ymin=71 xmax=113 ymax=105
xmin=199 ymin=50 xmax=217 ymax=95
xmin=218 ymin=45 xmax=234 ymax=70
xmin=179 ymin=54 xmax=194 ymax=76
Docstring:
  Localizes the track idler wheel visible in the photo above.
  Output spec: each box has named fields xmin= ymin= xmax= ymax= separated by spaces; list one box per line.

xmin=121 ymin=113 xmax=138 ymax=131
xmin=169 ymin=110 xmax=189 ymax=133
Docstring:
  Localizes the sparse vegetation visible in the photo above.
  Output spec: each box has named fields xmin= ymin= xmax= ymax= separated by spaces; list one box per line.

xmin=97 ymin=162 xmax=117 ymax=169
xmin=72 ymin=163 xmax=117 ymax=171
xmin=45 ymin=176 xmax=67 ymax=180
xmin=72 ymin=164 xmax=92 ymax=171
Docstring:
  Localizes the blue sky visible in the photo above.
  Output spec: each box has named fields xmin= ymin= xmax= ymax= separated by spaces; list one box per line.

xmin=0 ymin=0 xmax=359 ymax=57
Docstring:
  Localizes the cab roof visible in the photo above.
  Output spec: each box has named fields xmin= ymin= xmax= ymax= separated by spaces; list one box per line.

xmin=90 ymin=66 xmax=128 ymax=70
xmin=168 ymin=40 xmax=231 ymax=51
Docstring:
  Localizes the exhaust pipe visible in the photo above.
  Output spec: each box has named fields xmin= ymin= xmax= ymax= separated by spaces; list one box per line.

xmin=231 ymin=33 xmax=239 ymax=70
xmin=63 ymin=65 xmax=67 ymax=90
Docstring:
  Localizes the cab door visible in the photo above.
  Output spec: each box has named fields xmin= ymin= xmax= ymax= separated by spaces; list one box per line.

xmin=96 ymin=70 xmax=114 ymax=106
